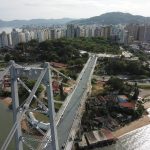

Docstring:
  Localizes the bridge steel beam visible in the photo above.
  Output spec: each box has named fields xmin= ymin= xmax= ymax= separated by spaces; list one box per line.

xmin=43 ymin=62 xmax=59 ymax=150
xmin=10 ymin=60 xmax=23 ymax=150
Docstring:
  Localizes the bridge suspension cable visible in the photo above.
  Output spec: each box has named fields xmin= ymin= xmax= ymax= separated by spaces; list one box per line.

xmin=17 ymin=78 xmax=48 ymax=111
xmin=22 ymin=67 xmax=47 ymax=108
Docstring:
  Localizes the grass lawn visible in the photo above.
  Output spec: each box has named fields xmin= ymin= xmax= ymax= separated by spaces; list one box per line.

xmin=34 ymin=102 xmax=62 ymax=122
xmin=92 ymin=82 xmax=104 ymax=96
xmin=138 ymin=84 xmax=150 ymax=89
xmin=34 ymin=113 xmax=49 ymax=123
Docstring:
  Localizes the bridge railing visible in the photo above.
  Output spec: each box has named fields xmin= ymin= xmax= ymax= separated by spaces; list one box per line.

xmin=64 ymin=56 xmax=98 ymax=150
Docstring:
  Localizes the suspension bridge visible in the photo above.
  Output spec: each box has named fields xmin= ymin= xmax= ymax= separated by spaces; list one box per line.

xmin=0 ymin=55 xmax=98 ymax=150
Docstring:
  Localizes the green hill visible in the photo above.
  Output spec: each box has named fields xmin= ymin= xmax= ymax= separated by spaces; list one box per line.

xmin=70 ymin=12 xmax=150 ymax=25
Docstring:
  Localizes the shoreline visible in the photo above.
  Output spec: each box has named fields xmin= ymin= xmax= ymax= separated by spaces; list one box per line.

xmin=1 ymin=97 xmax=150 ymax=139
xmin=0 ymin=97 xmax=32 ymax=133
xmin=112 ymin=101 xmax=150 ymax=138
xmin=112 ymin=115 xmax=150 ymax=138
xmin=0 ymin=97 xmax=12 ymax=106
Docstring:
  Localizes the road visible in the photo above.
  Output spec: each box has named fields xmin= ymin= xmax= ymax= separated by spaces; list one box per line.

xmin=44 ymin=56 xmax=97 ymax=150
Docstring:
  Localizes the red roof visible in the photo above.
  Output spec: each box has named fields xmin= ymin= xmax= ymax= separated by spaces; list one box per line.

xmin=52 ymin=81 xmax=59 ymax=92
xmin=101 ymin=128 xmax=114 ymax=140
xmin=119 ymin=102 xmax=135 ymax=109
xmin=50 ymin=62 xmax=67 ymax=68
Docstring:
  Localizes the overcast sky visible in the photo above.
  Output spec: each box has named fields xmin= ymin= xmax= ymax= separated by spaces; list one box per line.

xmin=0 ymin=0 xmax=150 ymax=20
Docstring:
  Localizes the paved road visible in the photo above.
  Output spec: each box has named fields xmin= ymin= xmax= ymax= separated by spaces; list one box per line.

xmin=44 ymin=56 xmax=97 ymax=150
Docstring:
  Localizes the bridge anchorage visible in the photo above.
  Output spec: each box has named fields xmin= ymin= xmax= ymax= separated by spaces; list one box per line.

xmin=0 ymin=55 xmax=98 ymax=150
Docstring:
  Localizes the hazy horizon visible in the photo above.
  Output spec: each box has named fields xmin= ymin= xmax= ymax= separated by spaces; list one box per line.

xmin=0 ymin=0 xmax=150 ymax=21
xmin=0 ymin=12 xmax=150 ymax=22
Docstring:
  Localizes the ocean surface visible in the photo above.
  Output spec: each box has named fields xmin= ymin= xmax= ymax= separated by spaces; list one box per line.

xmin=0 ymin=101 xmax=15 ymax=149
xmin=97 ymin=124 xmax=150 ymax=150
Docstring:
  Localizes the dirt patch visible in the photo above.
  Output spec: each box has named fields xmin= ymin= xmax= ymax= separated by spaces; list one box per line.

xmin=144 ymin=101 xmax=150 ymax=109
xmin=21 ymin=119 xmax=30 ymax=132
xmin=0 ymin=97 xmax=12 ymax=106
xmin=92 ymin=81 xmax=104 ymax=96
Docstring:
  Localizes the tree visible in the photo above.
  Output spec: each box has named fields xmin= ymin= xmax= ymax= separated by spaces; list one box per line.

xmin=59 ymin=83 xmax=65 ymax=101
xmin=4 ymin=54 xmax=11 ymax=62
xmin=132 ymin=87 xmax=139 ymax=100
xmin=107 ymin=77 xmax=124 ymax=91
xmin=136 ymin=103 xmax=145 ymax=117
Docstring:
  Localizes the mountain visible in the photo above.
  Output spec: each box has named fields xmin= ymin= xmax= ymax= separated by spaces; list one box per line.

xmin=70 ymin=12 xmax=150 ymax=25
xmin=1 ymin=12 xmax=149 ymax=27
xmin=0 ymin=18 xmax=74 ymax=27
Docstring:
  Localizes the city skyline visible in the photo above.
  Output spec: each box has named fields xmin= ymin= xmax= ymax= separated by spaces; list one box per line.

xmin=0 ymin=0 xmax=150 ymax=20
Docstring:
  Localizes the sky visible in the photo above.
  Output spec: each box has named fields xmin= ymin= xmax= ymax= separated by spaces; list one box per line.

xmin=0 ymin=0 xmax=150 ymax=20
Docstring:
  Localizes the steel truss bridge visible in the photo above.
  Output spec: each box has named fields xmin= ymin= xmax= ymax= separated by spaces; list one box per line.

xmin=0 ymin=55 xmax=98 ymax=150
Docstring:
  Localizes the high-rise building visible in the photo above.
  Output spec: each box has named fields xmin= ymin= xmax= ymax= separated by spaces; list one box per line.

xmin=101 ymin=26 xmax=112 ymax=39
xmin=61 ymin=29 xmax=67 ymax=38
xmin=0 ymin=31 xmax=9 ymax=47
xmin=126 ymin=24 xmax=139 ymax=41
xmin=44 ymin=29 xmax=49 ymax=40
xmin=11 ymin=29 xmax=19 ymax=47
xmin=94 ymin=27 xmax=101 ymax=37
xmin=144 ymin=25 xmax=150 ymax=43
xmin=25 ymin=31 xmax=32 ymax=42
xmin=37 ymin=30 xmax=45 ymax=42
xmin=84 ymin=28 xmax=88 ymax=37
xmin=53 ymin=29 xmax=60 ymax=39
xmin=50 ymin=29 xmax=56 ymax=40
xmin=0 ymin=34 xmax=2 ymax=48
xmin=138 ymin=26 xmax=145 ymax=42
xmin=75 ymin=26 xmax=80 ymax=38
xmin=66 ymin=24 xmax=75 ymax=38
xmin=19 ymin=32 xmax=26 ymax=43
xmin=79 ymin=27 xmax=86 ymax=37
xmin=7 ymin=34 xmax=12 ymax=46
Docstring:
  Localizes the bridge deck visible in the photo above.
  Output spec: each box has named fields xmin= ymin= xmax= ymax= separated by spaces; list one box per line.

xmin=44 ymin=56 xmax=97 ymax=149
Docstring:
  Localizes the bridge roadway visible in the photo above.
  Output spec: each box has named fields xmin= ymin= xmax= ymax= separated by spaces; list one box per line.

xmin=43 ymin=56 xmax=97 ymax=150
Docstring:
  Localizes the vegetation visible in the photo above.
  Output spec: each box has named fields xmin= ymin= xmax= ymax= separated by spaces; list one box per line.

xmin=4 ymin=37 xmax=121 ymax=64
xmin=131 ymin=49 xmax=150 ymax=61
xmin=136 ymin=103 xmax=145 ymax=116
xmin=107 ymin=77 xmax=124 ymax=91
xmin=137 ymin=84 xmax=150 ymax=89
xmin=81 ymin=95 xmax=145 ymax=132
xmin=70 ymin=12 xmax=150 ymax=25
xmin=0 ymin=90 xmax=11 ymax=97
xmin=4 ymin=54 xmax=11 ymax=62
xmin=103 ymin=77 xmax=140 ymax=101
xmin=101 ymin=59 xmax=150 ymax=76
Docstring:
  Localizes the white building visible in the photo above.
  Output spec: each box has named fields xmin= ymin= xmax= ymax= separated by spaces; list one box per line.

xmin=19 ymin=32 xmax=26 ymax=43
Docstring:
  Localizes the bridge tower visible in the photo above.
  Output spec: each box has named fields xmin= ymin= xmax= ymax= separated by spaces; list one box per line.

xmin=10 ymin=60 xmax=23 ymax=150
xmin=1 ymin=61 xmax=59 ymax=150
xmin=43 ymin=63 xmax=59 ymax=150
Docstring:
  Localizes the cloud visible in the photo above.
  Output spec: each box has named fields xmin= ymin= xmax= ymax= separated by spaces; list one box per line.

xmin=0 ymin=0 xmax=150 ymax=20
